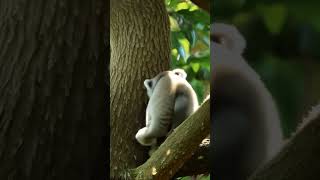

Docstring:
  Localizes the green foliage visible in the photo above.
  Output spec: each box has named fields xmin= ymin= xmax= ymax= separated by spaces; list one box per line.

xmin=214 ymin=0 xmax=320 ymax=136
xmin=166 ymin=0 xmax=210 ymax=102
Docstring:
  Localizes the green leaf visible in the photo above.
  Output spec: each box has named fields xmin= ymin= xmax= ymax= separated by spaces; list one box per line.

xmin=190 ymin=62 xmax=200 ymax=72
xmin=167 ymin=0 xmax=182 ymax=9
xmin=165 ymin=0 xmax=171 ymax=6
xmin=178 ymin=38 xmax=190 ymax=61
xmin=177 ymin=9 xmax=210 ymax=25
xmin=257 ymin=3 xmax=288 ymax=34
xmin=169 ymin=15 xmax=180 ymax=31
xmin=175 ymin=2 xmax=190 ymax=11
xmin=186 ymin=30 xmax=197 ymax=47
xmin=177 ymin=46 xmax=186 ymax=61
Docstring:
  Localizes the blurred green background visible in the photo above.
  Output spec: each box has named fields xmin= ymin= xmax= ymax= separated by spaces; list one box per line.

xmin=212 ymin=0 xmax=320 ymax=137
xmin=166 ymin=0 xmax=210 ymax=104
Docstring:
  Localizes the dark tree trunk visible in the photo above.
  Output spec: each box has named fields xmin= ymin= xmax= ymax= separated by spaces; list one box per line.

xmin=0 ymin=0 xmax=109 ymax=179
xmin=110 ymin=0 xmax=170 ymax=178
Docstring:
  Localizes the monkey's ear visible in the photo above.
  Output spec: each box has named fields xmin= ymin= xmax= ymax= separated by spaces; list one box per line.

xmin=173 ymin=69 xmax=187 ymax=79
xmin=144 ymin=79 xmax=153 ymax=90
xmin=211 ymin=23 xmax=246 ymax=55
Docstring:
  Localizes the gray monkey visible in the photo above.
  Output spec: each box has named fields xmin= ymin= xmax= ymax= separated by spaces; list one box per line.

xmin=211 ymin=23 xmax=283 ymax=180
xmin=135 ymin=69 xmax=199 ymax=152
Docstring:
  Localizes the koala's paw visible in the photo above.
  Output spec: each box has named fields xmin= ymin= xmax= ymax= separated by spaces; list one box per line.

xmin=135 ymin=127 xmax=156 ymax=146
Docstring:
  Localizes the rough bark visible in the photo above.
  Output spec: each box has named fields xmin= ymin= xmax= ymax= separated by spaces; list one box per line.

xmin=249 ymin=105 xmax=320 ymax=180
xmin=110 ymin=0 xmax=170 ymax=178
xmin=174 ymin=139 xmax=210 ymax=177
xmin=0 ymin=0 xmax=109 ymax=179
xmin=133 ymin=99 xmax=210 ymax=180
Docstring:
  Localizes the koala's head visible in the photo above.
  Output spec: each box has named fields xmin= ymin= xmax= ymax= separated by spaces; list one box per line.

xmin=144 ymin=69 xmax=187 ymax=98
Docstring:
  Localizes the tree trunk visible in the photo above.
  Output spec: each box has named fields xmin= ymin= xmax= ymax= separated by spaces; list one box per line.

xmin=110 ymin=0 xmax=170 ymax=178
xmin=0 ymin=0 xmax=109 ymax=179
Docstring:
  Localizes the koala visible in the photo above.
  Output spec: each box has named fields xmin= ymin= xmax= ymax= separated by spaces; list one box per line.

xmin=211 ymin=23 xmax=283 ymax=180
xmin=135 ymin=69 xmax=199 ymax=149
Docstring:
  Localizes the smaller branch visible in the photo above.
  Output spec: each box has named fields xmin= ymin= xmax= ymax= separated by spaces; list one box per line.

xmin=249 ymin=109 xmax=320 ymax=180
xmin=133 ymin=99 xmax=210 ymax=180
xmin=191 ymin=0 xmax=210 ymax=12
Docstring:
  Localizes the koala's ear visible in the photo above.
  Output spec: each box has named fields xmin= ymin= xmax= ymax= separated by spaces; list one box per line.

xmin=173 ymin=69 xmax=187 ymax=79
xmin=144 ymin=79 xmax=153 ymax=90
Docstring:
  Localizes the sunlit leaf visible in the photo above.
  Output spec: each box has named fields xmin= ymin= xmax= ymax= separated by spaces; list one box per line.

xmin=165 ymin=0 xmax=171 ymax=6
xmin=178 ymin=38 xmax=190 ymax=61
xmin=175 ymin=2 xmax=190 ymax=11
xmin=167 ymin=0 xmax=182 ymax=9
xmin=189 ymin=4 xmax=199 ymax=11
xmin=171 ymin=48 xmax=178 ymax=57
xmin=190 ymin=62 xmax=200 ymax=72
xmin=169 ymin=16 xmax=180 ymax=31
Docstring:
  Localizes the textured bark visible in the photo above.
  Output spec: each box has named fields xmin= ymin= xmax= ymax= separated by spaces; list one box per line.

xmin=133 ymin=99 xmax=210 ymax=180
xmin=174 ymin=139 xmax=210 ymax=177
xmin=110 ymin=0 xmax=170 ymax=178
xmin=0 ymin=0 xmax=109 ymax=179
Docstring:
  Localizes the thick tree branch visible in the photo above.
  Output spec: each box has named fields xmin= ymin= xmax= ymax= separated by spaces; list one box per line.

xmin=174 ymin=139 xmax=210 ymax=177
xmin=132 ymin=98 xmax=210 ymax=180
xmin=249 ymin=107 xmax=320 ymax=180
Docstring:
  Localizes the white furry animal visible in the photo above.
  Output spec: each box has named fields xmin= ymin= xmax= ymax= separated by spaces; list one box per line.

xmin=135 ymin=69 xmax=199 ymax=147
xmin=211 ymin=23 xmax=283 ymax=180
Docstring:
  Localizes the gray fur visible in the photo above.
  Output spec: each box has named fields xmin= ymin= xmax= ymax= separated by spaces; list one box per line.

xmin=135 ymin=69 xmax=199 ymax=147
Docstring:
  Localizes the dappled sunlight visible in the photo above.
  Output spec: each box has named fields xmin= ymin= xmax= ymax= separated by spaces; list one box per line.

xmin=166 ymin=149 xmax=171 ymax=156
xmin=197 ymin=156 xmax=204 ymax=160
xmin=151 ymin=167 xmax=157 ymax=175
